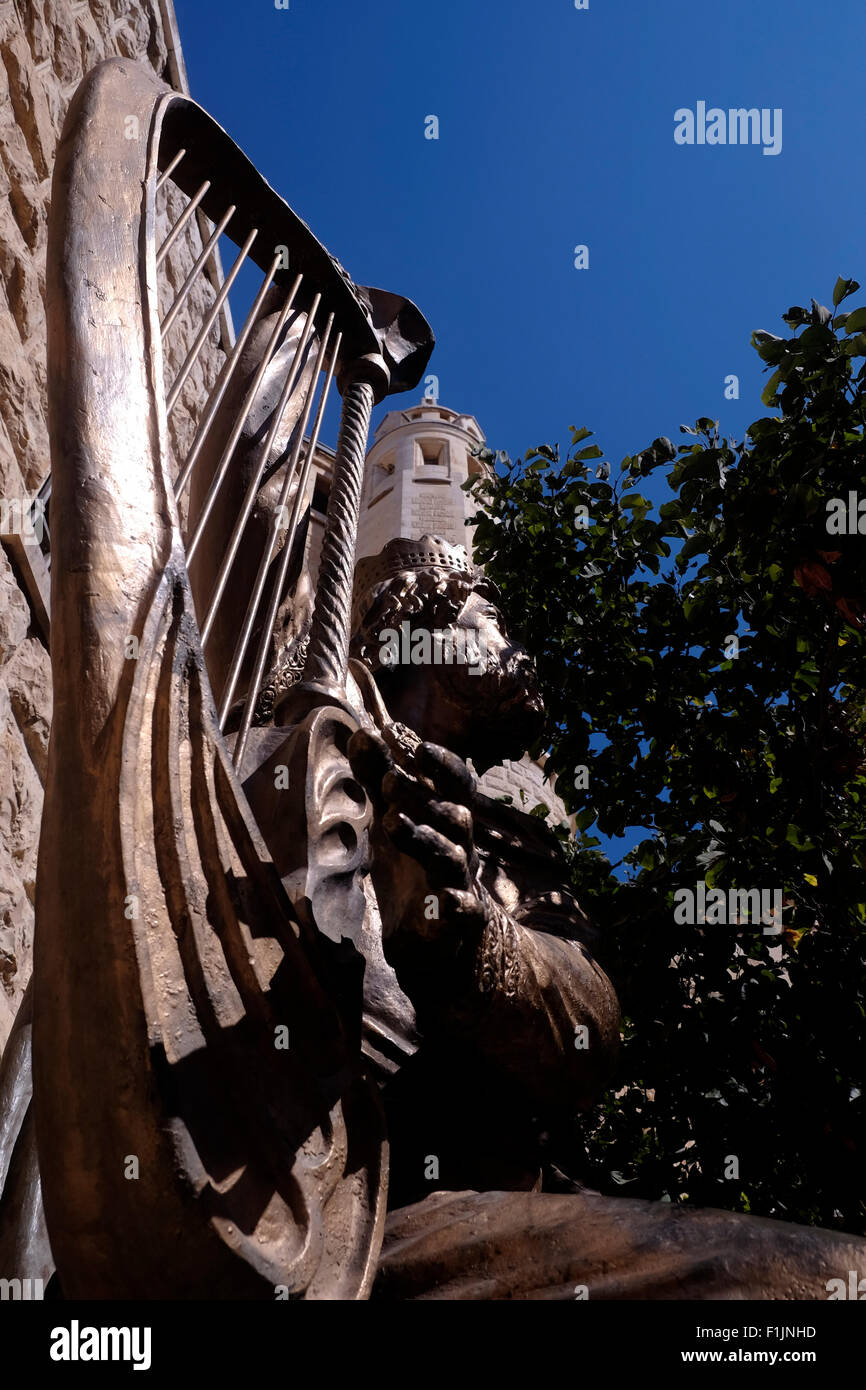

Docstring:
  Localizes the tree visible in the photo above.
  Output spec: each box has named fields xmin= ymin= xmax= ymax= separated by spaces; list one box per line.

xmin=466 ymin=281 xmax=866 ymax=1233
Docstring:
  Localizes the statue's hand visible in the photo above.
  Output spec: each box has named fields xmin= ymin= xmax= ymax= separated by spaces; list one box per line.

xmin=347 ymin=726 xmax=488 ymax=957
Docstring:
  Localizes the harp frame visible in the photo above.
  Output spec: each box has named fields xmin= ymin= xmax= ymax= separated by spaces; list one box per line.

xmin=34 ymin=57 xmax=433 ymax=1300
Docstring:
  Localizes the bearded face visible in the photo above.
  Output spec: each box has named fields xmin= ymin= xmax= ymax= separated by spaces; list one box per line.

xmin=352 ymin=561 xmax=545 ymax=770
xmin=428 ymin=590 xmax=545 ymax=770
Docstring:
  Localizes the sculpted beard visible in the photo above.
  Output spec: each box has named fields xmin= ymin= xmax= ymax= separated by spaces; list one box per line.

xmin=437 ymin=635 xmax=544 ymax=769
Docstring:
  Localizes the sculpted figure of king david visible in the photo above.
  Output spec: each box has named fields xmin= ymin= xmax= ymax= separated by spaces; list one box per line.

xmin=274 ymin=532 xmax=865 ymax=1300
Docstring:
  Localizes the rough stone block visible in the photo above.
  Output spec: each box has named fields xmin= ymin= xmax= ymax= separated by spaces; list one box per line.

xmin=0 ymin=549 xmax=30 ymax=663
xmin=1 ymin=28 xmax=55 ymax=179
xmin=4 ymin=636 xmax=51 ymax=782
xmin=0 ymin=678 xmax=42 ymax=890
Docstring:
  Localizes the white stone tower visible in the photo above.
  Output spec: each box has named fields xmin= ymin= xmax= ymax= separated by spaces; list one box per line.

xmin=355 ymin=401 xmax=486 ymax=563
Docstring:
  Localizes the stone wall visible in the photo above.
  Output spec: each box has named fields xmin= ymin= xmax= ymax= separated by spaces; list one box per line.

xmin=476 ymin=754 xmax=570 ymax=829
xmin=0 ymin=0 xmax=218 ymax=1055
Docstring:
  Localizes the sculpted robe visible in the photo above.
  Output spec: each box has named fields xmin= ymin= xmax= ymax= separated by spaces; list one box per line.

xmin=314 ymin=662 xmax=866 ymax=1301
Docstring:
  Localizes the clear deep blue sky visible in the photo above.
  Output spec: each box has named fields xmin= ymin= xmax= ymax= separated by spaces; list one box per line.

xmin=174 ymin=0 xmax=866 ymax=461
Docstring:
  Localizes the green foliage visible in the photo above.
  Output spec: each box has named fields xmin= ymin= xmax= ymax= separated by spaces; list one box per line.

xmin=466 ymin=285 xmax=866 ymax=1232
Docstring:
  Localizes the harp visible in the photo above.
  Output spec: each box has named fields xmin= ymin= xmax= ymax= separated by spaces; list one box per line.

xmin=33 ymin=58 xmax=433 ymax=1299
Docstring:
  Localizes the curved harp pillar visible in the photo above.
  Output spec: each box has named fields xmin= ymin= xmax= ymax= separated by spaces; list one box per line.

xmin=35 ymin=59 xmax=433 ymax=1299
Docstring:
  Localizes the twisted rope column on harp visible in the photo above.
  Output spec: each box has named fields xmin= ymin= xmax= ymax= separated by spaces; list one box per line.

xmin=303 ymin=378 xmax=375 ymax=691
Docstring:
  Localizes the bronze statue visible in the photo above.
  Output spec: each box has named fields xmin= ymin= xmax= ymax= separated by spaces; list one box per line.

xmin=1 ymin=59 xmax=864 ymax=1302
xmin=335 ymin=537 xmax=866 ymax=1299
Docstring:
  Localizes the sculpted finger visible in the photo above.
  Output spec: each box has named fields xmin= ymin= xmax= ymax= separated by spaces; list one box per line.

xmin=381 ymin=769 xmax=474 ymax=851
xmin=382 ymin=810 xmax=469 ymax=889
xmin=415 ymin=741 xmax=476 ymax=806
xmin=440 ymin=887 xmax=488 ymax=932
xmin=427 ymin=800 xmax=474 ymax=853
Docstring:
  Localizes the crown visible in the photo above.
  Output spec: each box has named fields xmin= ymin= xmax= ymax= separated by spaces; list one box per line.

xmin=352 ymin=535 xmax=478 ymax=631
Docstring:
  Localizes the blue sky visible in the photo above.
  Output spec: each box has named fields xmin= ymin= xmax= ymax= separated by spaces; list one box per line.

xmin=174 ymin=0 xmax=866 ymax=466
